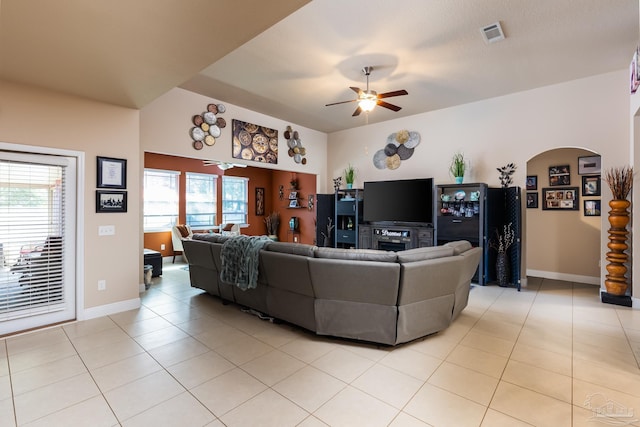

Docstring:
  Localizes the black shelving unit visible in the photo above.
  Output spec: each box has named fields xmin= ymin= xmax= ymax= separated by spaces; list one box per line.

xmin=436 ymin=182 xmax=521 ymax=288
xmin=334 ymin=189 xmax=363 ymax=248
xmin=436 ymin=183 xmax=490 ymax=285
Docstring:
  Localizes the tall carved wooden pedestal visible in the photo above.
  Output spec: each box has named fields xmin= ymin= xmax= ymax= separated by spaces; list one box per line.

xmin=604 ymin=199 xmax=630 ymax=298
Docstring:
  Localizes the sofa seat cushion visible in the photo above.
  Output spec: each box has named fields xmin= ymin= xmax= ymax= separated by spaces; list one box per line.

xmin=397 ymin=246 xmax=454 ymax=263
xmin=444 ymin=240 xmax=472 ymax=255
xmin=314 ymin=247 xmax=398 ymax=262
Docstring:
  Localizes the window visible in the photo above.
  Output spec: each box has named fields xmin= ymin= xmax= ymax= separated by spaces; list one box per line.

xmin=143 ymin=169 xmax=179 ymax=231
xmin=222 ymin=176 xmax=248 ymax=224
xmin=186 ymin=172 xmax=217 ymax=228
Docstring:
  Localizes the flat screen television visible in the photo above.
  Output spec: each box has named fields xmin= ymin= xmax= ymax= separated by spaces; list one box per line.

xmin=363 ymin=178 xmax=434 ymax=224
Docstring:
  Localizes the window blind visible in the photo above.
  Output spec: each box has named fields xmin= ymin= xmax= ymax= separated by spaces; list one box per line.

xmin=0 ymin=160 xmax=66 ymax=320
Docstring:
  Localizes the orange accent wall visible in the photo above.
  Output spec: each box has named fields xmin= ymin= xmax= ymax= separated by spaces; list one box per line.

xmin=270 ymin=170 xmax=317 ymax=244
xmin=143 ymin=152 xmax=318 ymax=253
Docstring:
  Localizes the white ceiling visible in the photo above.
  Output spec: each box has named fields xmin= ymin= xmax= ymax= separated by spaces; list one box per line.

xmin=1 ymin=1 xmax=638 ymax=134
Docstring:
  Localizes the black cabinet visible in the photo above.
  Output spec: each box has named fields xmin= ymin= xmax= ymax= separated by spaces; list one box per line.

xmin=436 ymin=183 xmax=490 ymax=284
xmin=436 ymin=183 xmax=521 ymax=288
xmin=315 ymin=194 xmax=335 ymax=247
xmin=358 ymin=224 xmax=372 ymax=249
xmin=334 ymin=189 xmax=363 ymax=248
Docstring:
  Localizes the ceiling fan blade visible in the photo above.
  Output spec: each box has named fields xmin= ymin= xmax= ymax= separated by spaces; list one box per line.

xmin=378 ymin=89 xmax=408 ymax=99
xmin=350 ymin=86 xmax=363 ymax=95
xmin=377 ymin=100 xmax=402 ymax=112
xmin=352 ymin=106 xmax=363 ymax=116
xmin=325 ymin=99 xmax=358 ymax=107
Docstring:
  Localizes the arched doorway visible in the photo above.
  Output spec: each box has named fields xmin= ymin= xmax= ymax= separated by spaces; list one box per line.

xmin=525 ymin=147 xmax=601 ymax=285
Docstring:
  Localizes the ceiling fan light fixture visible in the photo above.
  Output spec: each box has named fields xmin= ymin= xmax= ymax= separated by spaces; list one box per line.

xmin=358 ymin=94 xmax=377 ymax=112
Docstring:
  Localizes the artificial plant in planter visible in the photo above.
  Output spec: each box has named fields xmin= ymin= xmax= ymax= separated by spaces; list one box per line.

xmin=450 ymin=152 xmax=466 ymax=184
xmin=603 ymin=166 xmax=633 ymax=296
xmin=489 ymin=222 xmax=515 ymax=287
xmin=344 ymin=164 xmax=356 ymax=189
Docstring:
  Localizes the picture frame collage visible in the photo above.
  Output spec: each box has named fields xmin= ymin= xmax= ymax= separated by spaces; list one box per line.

xmin=96 ymin=156 xmax=127 ymax=213
xmin=527 ymin=155 xmax=601 ymax=216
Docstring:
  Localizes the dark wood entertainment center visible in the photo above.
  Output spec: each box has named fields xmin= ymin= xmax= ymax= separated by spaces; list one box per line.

xmin=333 ymin=188 xmax=434 ymax=250
xmin=323 ymin=181 xmax=521 ymax=289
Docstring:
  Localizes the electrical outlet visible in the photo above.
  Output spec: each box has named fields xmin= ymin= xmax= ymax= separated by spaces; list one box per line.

xmin=160 ymin=244 xmax=166 ymax=250
xmin=98 ymin=280 xmax=106 ymax=291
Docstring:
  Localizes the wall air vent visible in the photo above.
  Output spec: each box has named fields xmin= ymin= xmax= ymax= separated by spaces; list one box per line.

xmin=481 ymin=21 xmax=505 ymax=44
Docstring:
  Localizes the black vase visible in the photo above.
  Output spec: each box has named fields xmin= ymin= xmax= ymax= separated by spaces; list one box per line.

xmin=496 ymin=252 xmax=509 ymax=287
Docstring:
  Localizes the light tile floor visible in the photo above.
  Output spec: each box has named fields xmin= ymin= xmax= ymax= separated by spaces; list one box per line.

xmin=1 ymin=263 xmax=640 ymax=426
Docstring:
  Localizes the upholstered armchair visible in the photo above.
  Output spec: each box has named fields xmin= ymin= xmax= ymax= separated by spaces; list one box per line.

xmin=220 ymin=223 xmax=240 ymax=236
xmin=171 ymin=224 xmax=193 ymax=262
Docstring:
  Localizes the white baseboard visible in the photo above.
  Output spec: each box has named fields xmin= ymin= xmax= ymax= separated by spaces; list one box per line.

xmin=77 ymin=297 xmax=141 ymax=321
xmin=526 ymin=269 xmax=600 ymax=286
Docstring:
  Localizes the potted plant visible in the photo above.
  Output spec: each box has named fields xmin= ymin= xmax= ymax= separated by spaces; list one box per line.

xmin=264 ymin=211 xmax=280 ymax=240
xmin=603 ymin=166 xmax=633 ymax=296
xmin=450 ymin=152 xmax=466 ymax=184
xmin=344 ymin=164 xmax=356 ymax=189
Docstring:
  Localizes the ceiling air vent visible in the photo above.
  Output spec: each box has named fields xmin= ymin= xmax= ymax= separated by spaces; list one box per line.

xmin=481 ymin=21 xmax=505 ymax=44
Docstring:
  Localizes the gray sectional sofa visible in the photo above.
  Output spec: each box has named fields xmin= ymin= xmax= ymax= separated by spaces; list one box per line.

xmin=183 ymin=234 xmax=481 ymax=345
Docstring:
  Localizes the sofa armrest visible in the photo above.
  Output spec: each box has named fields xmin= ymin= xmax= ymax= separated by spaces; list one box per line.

xmin=398 ymin=256 xmax=471 ymax=305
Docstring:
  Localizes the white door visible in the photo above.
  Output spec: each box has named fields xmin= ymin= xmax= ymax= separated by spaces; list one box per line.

xmin=0 ymin=151 xmax=77 ymax=335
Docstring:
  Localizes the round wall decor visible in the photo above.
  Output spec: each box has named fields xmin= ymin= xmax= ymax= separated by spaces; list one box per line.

xmin=190 ymin=103 xmax=226 ymax=150
xmin=373 ymin=130 xmax=420 ymax=170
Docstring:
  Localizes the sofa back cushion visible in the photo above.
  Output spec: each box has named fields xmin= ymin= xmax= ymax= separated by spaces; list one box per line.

xmin=444 ymin=240 xmax=473 ymax=255
xmin=193 ymin=233 xmax=232 ymax=244
xmin=397 ymin=246 xmax=454 ymax=263
xmin=314 ymin=247 xmax=398 ymax=263
xmin=265 ymin=242 xmax=317 ymax=257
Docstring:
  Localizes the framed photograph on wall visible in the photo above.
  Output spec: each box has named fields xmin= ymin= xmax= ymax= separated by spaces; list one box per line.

xmin=584 ymin=200 xmax=601 ymax=217
xmin=288 ymin=191 xmax=298 ymax=200
xmin=578 ymin=155 xmax=601 ymax=175
xmin=289 ymin=199 xmax=299 ymax=208
xmin=549 ymin=165 xmax=570 ymax=186
xmin=582 ymin=175 xmax=601 ymax=196
xmin=255 ymin=187 xmax=265 ymax=216
xmin=542 ymin=187 xmax=578 ymax=210
xmin=526 ymin=175 xmax=537 ymax=191
xmin=526 ymin=192 xmax=538 ymax=209
xmin=96 ymin=190 xmax=127 ymax=213
xmin=97 ymin=156 xmax=127 ymax=189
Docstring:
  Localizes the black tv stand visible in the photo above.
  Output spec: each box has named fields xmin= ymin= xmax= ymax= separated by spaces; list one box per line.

xmin=360 ymin=222 xmax=434 ymax=250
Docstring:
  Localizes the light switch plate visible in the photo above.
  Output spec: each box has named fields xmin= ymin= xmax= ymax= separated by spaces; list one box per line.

xmin=98 ymin=225 xmax=115 ymax=236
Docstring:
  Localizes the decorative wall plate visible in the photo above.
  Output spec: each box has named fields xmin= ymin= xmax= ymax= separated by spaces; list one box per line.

xmin=204 ymin=135 xmax=215 ymax=146
xmin=191 ymin=127 xmax=205 ymax=141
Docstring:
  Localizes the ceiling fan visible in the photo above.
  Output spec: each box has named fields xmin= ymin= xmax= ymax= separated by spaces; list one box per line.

xmin=203 ymin=160 xmax=247 ymax=170
xmin=325 ymin=66 xmax=408 ymax=116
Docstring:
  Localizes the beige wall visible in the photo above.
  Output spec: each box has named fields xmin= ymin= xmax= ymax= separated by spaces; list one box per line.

xmin=526 ymin=148 xmax=601 ymax=282
xmin=0 ymin=80 xmax=141 ymax=313
xmin=327 ymin=70 xmax=630 ymax=283
xmin=140 ymin=88 xmax=329 ymax=193
xmin=0 ymin=67 xmax=633 ymax=319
